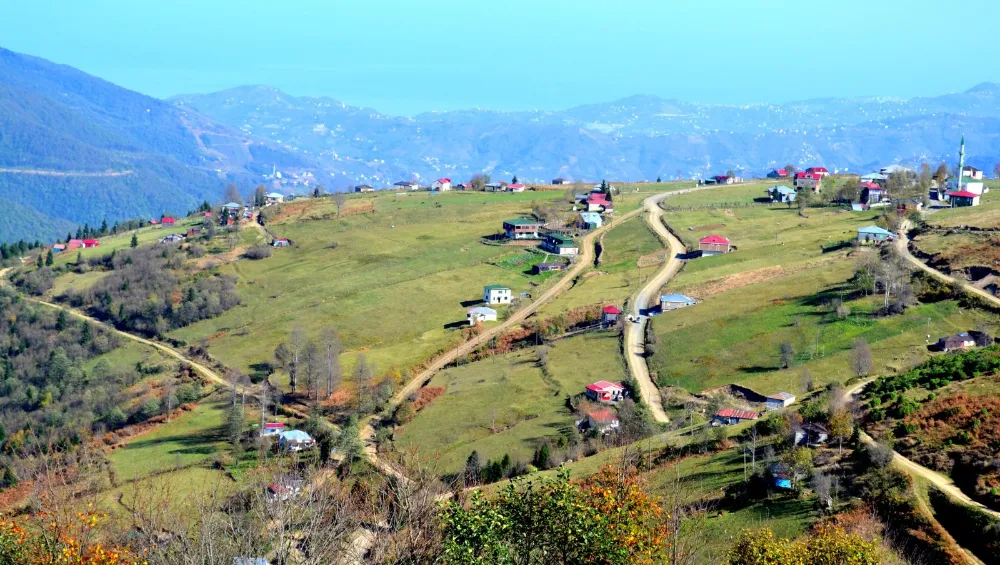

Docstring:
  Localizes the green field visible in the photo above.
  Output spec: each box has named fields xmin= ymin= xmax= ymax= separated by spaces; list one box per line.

xmin=164 ymin=191 xmax=583 ymax=379
xmin=108 ymin=395 xmax=229 ymax=481
xmin=647 ymin=184 xmax=988 ymax=396
xmin=393 ymin=331 xmax=627 ymax=474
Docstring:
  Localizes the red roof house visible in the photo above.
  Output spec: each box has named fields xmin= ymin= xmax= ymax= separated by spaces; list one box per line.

xmin=794 ymin=172 xmax=822 ymax=191
xmin=601 ymin=305 xmax=622 ymax=325
xmin=261 ymin=422 xmax=285 ymax=437
xmin=699 ymin=234 xmax=731 ymax=254
xmin=82 ymin=239 xmax=99 ymax=248
xmin=767 ymin=168 xmax=788 ymax=179
xmin=67 ymin=239 xmax=84 ymax=249
xmin=713 ymin=408 xmax=761 ymax=425
xmin=585 ymin=381 xmax=626 ymax=403
xmin=586 ymin=409 xmax=621 ymax=433
xmin=148 ymin=219 xmax=159 ymax=225
xmin=805 ymin=167 xmax=829 ymax=176
xmin=507 ymin=183 xmax=525 ymax=192
xmin=161 ymin=217 xmax=176 ymax=225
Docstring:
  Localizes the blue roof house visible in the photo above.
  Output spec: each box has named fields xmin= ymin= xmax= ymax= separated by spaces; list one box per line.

xmin=767 ymin=185 xmax=797 ymax=203
xmin=660 ymin=294 xmax=697 ymax=311
xmin=578 ymin=212 xmax=604 ymax=229
xmin=856 ymin=225 xmax=895 ymax=245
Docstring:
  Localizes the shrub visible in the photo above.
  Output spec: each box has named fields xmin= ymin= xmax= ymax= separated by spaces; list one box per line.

xmin=176 ymin=383 xmax=200 ymax=404
xmin=244 ymin=245 xmax=273 ymax=260
xmin=136 ymin=398 xmax=161 ymax=421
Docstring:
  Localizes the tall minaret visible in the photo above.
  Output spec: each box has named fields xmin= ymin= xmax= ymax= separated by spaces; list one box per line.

xmin=958 ymin=134 xmax=966 ymax=185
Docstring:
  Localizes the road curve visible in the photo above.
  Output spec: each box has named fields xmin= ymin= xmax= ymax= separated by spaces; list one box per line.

xmin=895 ymin=220 xmax=1000 ymax=308
xmin=624 ymin=185 xmax=717 ymax=423
xmin=359 ymin=193 xmax=659 ymax=471
xmin=850 ymin=377 xmax=1000 ymax=520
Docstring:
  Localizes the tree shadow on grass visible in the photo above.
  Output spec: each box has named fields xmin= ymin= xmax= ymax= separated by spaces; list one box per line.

xmin=739 ymin=365 xmax=778 ymax=374
xmin=443 ymin=321 xmax=467 ymax=330
xmin=460 ymin=299 xmax=485 ymax=308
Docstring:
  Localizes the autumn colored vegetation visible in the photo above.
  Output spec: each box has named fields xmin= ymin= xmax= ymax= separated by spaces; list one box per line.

xmin=0 ymin=512 xmax=146 ymax=565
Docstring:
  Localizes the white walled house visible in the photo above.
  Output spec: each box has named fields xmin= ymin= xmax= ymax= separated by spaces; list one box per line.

xmin=483 ymin=285 xmax=512 ymax=304
xmin=467 ymin=306 xmax=498 ymax=325
xmin=432 ymin=178 xmax=452 ymax=191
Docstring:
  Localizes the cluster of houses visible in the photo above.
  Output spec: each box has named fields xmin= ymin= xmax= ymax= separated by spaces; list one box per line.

xmin=52 ymin=239 xmax=99 ymax=253
xmin=702 ymin=173 xmax=745 ymax=185
xmin=500 ymin=218 xmax=581 ymax=257
xmin=711 ymin=391 xmax=796 ymax=426
xmin=260 ymin=422 xmax=315 ymax=452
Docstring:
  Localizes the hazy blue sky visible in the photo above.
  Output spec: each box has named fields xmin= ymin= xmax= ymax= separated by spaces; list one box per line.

xmin=3 ymin=0 xmax=998 ymax=115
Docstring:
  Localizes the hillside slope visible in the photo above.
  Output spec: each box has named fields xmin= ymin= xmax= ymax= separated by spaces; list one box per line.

xmin=0 ymin=47 xmax=312 ymax=242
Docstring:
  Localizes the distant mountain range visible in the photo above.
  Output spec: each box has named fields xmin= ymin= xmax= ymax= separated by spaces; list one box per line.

xmin=0 ymin=48 xmax=308 ymax=242
xmin=2 ymin=44 xmax=999 ymax=242
xmin=172 ymin=83 xmax=1000 ymax=191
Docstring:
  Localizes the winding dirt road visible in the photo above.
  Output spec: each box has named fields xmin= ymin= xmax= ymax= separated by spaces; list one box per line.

xmin=623 ymin=186 xmax=715 ymax=423
xmin=359 ymin=193 xmax=663 ymax=476
xmin=895 ymin=220 xmax=1000 ymax=308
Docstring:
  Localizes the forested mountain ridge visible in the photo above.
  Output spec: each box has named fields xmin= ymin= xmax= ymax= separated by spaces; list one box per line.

xmin=0 ymin=47 xmax=312 ymax=243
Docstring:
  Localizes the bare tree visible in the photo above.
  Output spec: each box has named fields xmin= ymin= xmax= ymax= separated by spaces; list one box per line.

xmin=779 ymin=341 xmax=795 ymax=369
xmin=850 ymin=338 xmax=874 ymax=378
xmin=470 ymin=172 xmax=489 ymax=192
xmin=333 ymin=192 xmax=347 ymax=216
xmin=223 ymin=183 xmax=243 ymax=205
xmin=321 ymin=326 xmax=343 ymax=397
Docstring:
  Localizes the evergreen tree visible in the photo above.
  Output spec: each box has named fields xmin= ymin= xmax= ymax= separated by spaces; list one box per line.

xmin=66 ymin=233 xmax=72 ymax=243
xmin=45 ymin=249 xmax=53 ymax=266
xmin=36 ymin=254 xmax=43 ymax=268
xmin=465 ymin=450 xmax=482 ymax=486
xmin=130 ymin=233 xmax=138 ymax=248
xmin=100 ymin=219 xmax=108 ymax=234
xmin=512 ymin=175 xmax=519 ymax=184
xmin=656 ymin=176 xmax=662 ymax=182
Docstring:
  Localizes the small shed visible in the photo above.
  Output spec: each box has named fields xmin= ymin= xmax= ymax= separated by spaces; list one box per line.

xmin=552 ymin=178 xmax=569 ymax=185
xmin=659 ymin=294 xmax=697 ymax=311
xmin=765 ymin=392 xmax=796 ymax=410
xmin=768 ymin=185 xmax=796 ymax=203
xmin=533 ymin=262 xmax=564 ymax=274
xmin=272 ymin=238 xmax=291 ymax=247
xmin=946 ymin=190 xmax=981 ymax=207
xmin=467 ymin=306 xmax=498 ymax=325
xmin=856 ymin=225 xmax=895 ymax=244
xmin=601 ymin=305 xmax=622 ymax=325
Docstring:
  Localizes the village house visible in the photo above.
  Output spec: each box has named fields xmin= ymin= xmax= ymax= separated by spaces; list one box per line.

xmin=860 ymin=172 xmax=888 ymax=186
xmin=856 ymin=225 xmax=895 ymax=244
xmin=766 ymin=168 xmax=789 ymax=179
xmin=67 ymin=239 xmax=84 ymax=250
xmin=265 ymin=192 xmax=284 ymax=205
xmin=533 ymin=262 xmax=564 ymax=274
xmin=860 ymin=182 xmax=887 ymax=206
xmin=161 ymin=217 xmax=176 ymax=226
xmin=503 ymin=217 xmax=542 ymax=239
xmin=223 ymin=202 xmax=243 ymax=212
xmin=578 ymin=212 xmax=603 ymax=230
xmin=880 ymin=164 xmax=913 ymax=176
xmin=765 ymin=392 xmax=796 ymax=410
xmin=586 ymin=193 xmax=613 ymax=213
xmin=277 ymin=430 xmax=315 ymax=452
xmin=354 ymin=184 xmax=374 ymax=193
xmin=601 ymin=305 xmax=622 ymax=325
xmin=467 ymin=306 xmax=498 ymax=325
xmin=541 ymin=233 xmax=579 ymax=256
xmin=483 ymin=284 xmax=512 ymax=305
xmin=712 ymin=408 xmax=761 ymax=426
xmin=963 ymin=166 xmax=984 ymax=180
xmin=794 ymin=422 xmax=829 ymax=446
xmin=52 ymin=243 xmax=65 ymax=253
xmin=552 ymin=177 xmax=569 ymax=185
xmin=82 ymin=239 xmax=99 ymax=248
xmin=148 ymin=219 xmax=159 ymax=226
xmin=805 ymin=166 xmax=830 ymax=177
xmin=585 ymin=380 xmax=626 ymax=403
xmin=272 ymin=238 xmax=291 ymax=247
xmin=948 ymin=175 xmax=986 ymax=196
xmin=266 ymin=475 xmax=305 ymax=502
xmin=698 ymin=234 xmax=731 ymax=255
xmin=158 ymin=234 xmax=185 ymax=244
xmin=946 ymin=189 xmax=981 ymax=207
xmin=712 ymin=175 xmax=736 ymax=185
xmin=937 ymin=332 xmax=976 ymax=352
xmin=793 ymin=172 xmax=822 ymax=192
xmin=484 ymin=182 xmax=505 ymax=192
xmin=260 ymin=422 xmax=285 ymax=437
xmin=394 ymin=181 xmax=420 ymax=191
xmin=507 ymin=183 xmax=525 ymax=193
xmin=659 ymin=293 xmax=697 ymax=311
xmin=585 ymin=409 xmax=621 ymax=434
xmin=767 ymin=185 xmax=796 ymax=203
xmin=432 ymin=178 xmax=452 ymax=191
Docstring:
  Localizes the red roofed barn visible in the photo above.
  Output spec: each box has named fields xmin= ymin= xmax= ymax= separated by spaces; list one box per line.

xmin=601 ymin=305 xmax=622 ymax=325
xmin=585 ymin=381 xmax=626 ymax=403
xmin=713 ymin=408 xmax=761 ymax=425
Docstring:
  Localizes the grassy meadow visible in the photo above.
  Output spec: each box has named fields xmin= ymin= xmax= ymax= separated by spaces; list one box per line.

xmin=393 ymin=331 xmax=627 ymax=475
xmin=647 ymin=182 xmax=989 ymax=397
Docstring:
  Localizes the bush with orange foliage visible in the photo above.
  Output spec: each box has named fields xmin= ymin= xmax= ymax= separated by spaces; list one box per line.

xmin=0 ymin=512 xmax=146 ymax=565
xmin=412 ymin=387 xmax=445 ymax=411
